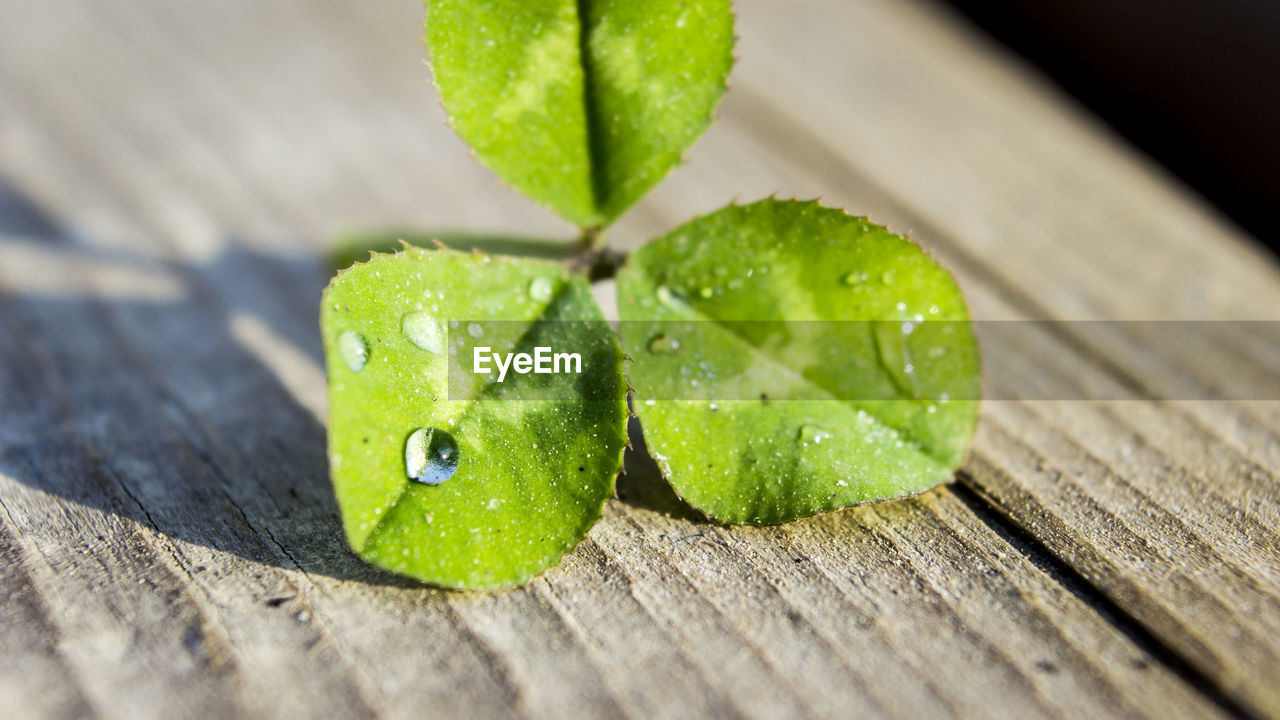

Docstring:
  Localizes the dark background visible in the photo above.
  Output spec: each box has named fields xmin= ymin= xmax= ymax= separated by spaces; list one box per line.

xmin=944 ymin=0 xmax=1279 ymax=254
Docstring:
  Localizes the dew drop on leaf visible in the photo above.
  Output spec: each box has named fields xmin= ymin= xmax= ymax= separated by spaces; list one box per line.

xmin=402 ymin=311 xmax=445 ymax=354
xmin=842 ymin=271 xmax=868 ymax=286
xmin=405 ymin=427 xmax=460 ymax=486
xmin=872 ymin=321 xmax=923 ymax=399
xmin=337 ymin=331 xmax=369 ymax=371
xmin=647 ymin=333 xmax=680 ymax=354
xmin=655 ymin=285 xmax=691 ymax=311
xmin=467 ymin=322 xmax=484 ymax=339
xmin=798 ymin=425 xmax=833 ymax=446
xmin=529 ymin=276 xmax=554 ymax=302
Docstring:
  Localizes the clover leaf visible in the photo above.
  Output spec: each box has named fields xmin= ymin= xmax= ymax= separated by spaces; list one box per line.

xmin=322 ymin=246 xmax=627 ymax=589
xmin=426 ymin=0 xmax=734 ymax=227
xmin=323 ymin=5 xmax=982 ymax=588
xmin=617 ymin=200 xmax=980 ymax=524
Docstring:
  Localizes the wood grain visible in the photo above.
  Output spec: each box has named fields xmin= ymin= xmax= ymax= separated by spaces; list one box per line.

xmin=0 ymin=0 xmax=1276 ymax=718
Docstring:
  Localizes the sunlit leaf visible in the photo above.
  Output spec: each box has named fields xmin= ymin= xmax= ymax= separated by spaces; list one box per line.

xmin=426 ymin=0 xmax=734 ymax=227
xmin=322 ymin=246 xmax=628 ymax=589
xmin=617 ymin=199 xmax=981 ymax=524
xmin=329 ymin=231 xmax=578 ymax=271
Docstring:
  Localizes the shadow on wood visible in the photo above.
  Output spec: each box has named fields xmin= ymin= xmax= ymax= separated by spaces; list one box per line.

xmin=617 ymin=416 xmax=706 ymax=523
xmin=0 ymin=182 xmax=708 ymax=592
xmin=0 ymin=183 xmax=421 ymax=588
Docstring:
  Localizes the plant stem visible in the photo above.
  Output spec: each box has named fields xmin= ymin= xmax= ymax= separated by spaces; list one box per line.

xmin=585 ymin=247 xmax=625 ymax=281
xmin=578 ymin=225 xmax=603 ymax=251
xmin=569 ymin=228 xmax=625 ymax=281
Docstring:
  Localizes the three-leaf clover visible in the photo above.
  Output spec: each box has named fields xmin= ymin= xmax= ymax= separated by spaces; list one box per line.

xmin=321 ymin=0 xmax=980 ymax=589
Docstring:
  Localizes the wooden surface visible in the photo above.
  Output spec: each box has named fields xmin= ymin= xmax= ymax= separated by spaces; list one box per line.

xmin=1 ymin=0 xmax=1278 ymax=718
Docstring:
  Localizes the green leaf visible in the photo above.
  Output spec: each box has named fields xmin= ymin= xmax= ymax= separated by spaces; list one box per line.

xmin=617 ymin=199 xmax=981 ymax=524
xmin=328 ymin=231 xmax=579 ymax=271
xmin=322 ymin=246 xmax=628 ymax=589
xmin=426 ymin=0 xmax=734 ymax=227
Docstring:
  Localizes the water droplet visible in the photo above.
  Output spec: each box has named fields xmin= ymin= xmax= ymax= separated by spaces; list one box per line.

xmin=337 ymin=331 xmax=368 ymax=371
xmin=467 ymin=322 xmax=484 ymax=339
xmin=647 ymin=334 xmax=680 ymax=354
xmin=798 ymin=425 xmax=833 ymax=445
xmin=402 ymin=312 xmax=444 ymax=354
xmin=881 ymin=269 xmax=897 ymax=286
xmin=529 ymin=276 xmax=554 ymax=302
xmin=655 ymin=285 xmax=690 ymax=311
xmin=842 ymin=271 xmax=868 ymax=285
xmin=699 ymin=287 xmax=714 ymax=299
xmin=405 ymin=427 xmax=460 ymax=485
xmin=873 ymin=321 xmax=923 ymax=399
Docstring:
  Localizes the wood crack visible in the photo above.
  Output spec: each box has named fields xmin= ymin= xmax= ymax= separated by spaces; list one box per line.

xmin=953 ymin=477 xmax=1257 ymax=720
xmin=0 ymin=496 xmax=103 ymax=720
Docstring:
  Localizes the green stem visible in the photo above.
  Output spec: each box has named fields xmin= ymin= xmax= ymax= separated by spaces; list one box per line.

xmin=578 ymin=225 xmax=603 ymax=251
xmin=586 ymin=247 xmax=625 ymax=281
xmin=569 ymin=227 xmax=624 ymax=281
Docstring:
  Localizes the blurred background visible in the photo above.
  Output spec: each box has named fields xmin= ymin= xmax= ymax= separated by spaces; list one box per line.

xmin=3 ymin=3 xmax=1280 ymax=719
xmin=947 ymin=0 xmax=1280 ymax=251
xmin=3 ymin=0 xmax=1274 ymax=327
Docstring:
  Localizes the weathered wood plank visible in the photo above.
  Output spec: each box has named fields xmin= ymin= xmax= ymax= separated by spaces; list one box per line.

xmin=6 ymin=232 xmax=1219 ymax=720
xmin=0 ymin=515 xmax=98 ymax=720
xmin=673 ymin=77 xmax=1280 ymax=715
xmin=661 ymin=0 xmax=1280 ymax=714
xmin=0 ymin=0 xmax=1276 ymax=718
